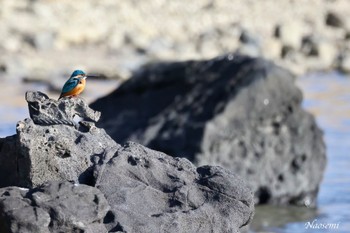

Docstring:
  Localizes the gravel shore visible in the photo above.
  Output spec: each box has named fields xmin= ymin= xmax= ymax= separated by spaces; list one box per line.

xmin=1 ymin=0 xmax=350 ymax=80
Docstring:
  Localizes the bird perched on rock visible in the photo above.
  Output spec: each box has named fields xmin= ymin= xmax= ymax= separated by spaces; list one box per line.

xmin=59 ymin=70 xmax=91 ymax=99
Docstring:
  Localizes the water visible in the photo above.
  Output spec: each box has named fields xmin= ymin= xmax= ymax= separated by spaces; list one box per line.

xmin=294 ymin=72 xmax=350 ymax=232
xmin=0 ymin=72 xmax=349 ymax=232
xmin=251 ymin=71 xmax=350 ymax=233
xmin=0 ymin=106 xmax=28 ymax=137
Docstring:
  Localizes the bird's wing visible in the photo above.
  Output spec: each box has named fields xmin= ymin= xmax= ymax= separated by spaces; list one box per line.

xmin=61 ymin=78 xmax=79 ymax=94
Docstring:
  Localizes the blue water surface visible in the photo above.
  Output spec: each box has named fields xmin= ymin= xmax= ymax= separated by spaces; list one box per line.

xmin=0 ymin=106 xmax=27 ymax=137
xmin=256 ymin=72 xmax=350 ymax=233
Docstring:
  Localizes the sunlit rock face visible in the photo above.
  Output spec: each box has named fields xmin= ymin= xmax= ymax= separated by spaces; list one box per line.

xmin=92 ymin=54 xmax=326 ymax=206
xmin=0 ymin=92 xmax=117 ymax=188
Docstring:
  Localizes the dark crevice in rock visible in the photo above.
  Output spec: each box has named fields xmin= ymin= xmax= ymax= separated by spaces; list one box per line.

xmin=256 ymin=186 xmax=271 ymax=204
xmin=109 ymin=223 xmax=125 ymax=232
xmin=78 ymin=167 xmax=95 ymax=186
xmin=278 ymin=174 xmax=284 ymax=182
xmin=74 ymin=135 xmax=83 ymax=144
xmin=2 ymin=191 xmax=10 ymax=197
xmin=93 ymin=194 xmax=99 ymax=205
xmin=291 ymin=157 xmax=303 ymax=174
xmin=169 ymin=199 xmax=183 ymax=208
xmin=103 ymin=211 xmax=115 ymax=224
xmin=47 ymin=208 xmax=57 ymax=229
xmin=59 ymin=152 xmax=71 ymax=158
xmin=127 ymin=156 xmax=138 ymax=166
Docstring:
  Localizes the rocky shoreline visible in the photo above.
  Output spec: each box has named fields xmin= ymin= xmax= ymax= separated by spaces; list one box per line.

xmin=0 ymin=1 xmax=333 ymax=231
xmin=0 ymin=54 xmax=327 ymax=232
xmin=1 ymin=0 xmax=350 ymax=82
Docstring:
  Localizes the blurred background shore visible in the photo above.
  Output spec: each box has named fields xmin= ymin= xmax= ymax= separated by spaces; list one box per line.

xmin=0 ymin=0 xmax=349 ymax=232
xmin=1 ymin=0 xmax=350 ymax=80
xmin=1 ymin=0 xmax=350 ymax=116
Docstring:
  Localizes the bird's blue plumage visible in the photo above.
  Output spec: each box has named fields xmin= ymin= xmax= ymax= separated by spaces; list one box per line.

xmin=58 ymin=70 xmax=87 ymax=99
xmin=61 ymin=78 xmax=79 ymax=94
xmin=70 ymin=70 xmax=85 ymax=78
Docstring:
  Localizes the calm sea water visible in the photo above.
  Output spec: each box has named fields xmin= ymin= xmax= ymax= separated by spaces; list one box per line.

xmin=251 ymin=72 xmax=350 ymax=233
xmin=0 ymin=72 xmax=349 ymax=232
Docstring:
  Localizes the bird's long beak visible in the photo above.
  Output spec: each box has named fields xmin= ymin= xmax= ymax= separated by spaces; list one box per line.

xmin=86 ymin=74 xmax=99 ymax=78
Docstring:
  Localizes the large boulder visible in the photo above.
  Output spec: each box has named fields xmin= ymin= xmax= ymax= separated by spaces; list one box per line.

xmin=91 ymin=54 xmax=327 ymax=206
xmin=93 ymin=142 xmax=254 ymax=233
xmin=0 ymin=141 xmax=254 ymax=233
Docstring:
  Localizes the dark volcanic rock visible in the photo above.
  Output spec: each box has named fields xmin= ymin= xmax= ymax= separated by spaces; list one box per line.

xmin=14 ymin=118 xmax=118 ymax=187
xmin=93 ymin=142 xmax=254 ymax=233
xmin=0 ymin=181 xmax=109 ymax=233
xmin=0 ymin=91 xmax=255 ymax=232
xmin=0 ymin=92 xmax=118 ymax=188
xmin=91 ymin=54 xmax=327 ymax=206
xmin=325 ymin=11 xmax=344 ymax=28
xmin=0 ymin=136 xmax=18 ymax=188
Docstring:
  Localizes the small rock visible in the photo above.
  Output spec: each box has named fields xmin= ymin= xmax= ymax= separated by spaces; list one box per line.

xmin=345 ymin=31 xmax=350 ymax=40
xmin=237 ymin=29 xmax=261 ymax=57
xmin=301 ymin=35 xmax=319 ymax=57
xmin=239 ymin=29 xmax=259 ymax=45
xmin=236 ymin=43 xmax=261 ymax=57
xmin=281 ymin=45 xmax=297 ymax=60
xmin=274 ymin=21 xmax=304 ymax=49
xmin=0 ymin=64 xmax=7 ymax=73
xmin=337 ymin=51 xmax=350 ymax=73
xmin=301 ymin=35 xmax=338 ymax=67
xmin=262 ymin=39 xmax=282 ymax=60
xmin=325 ymin=11 xmax=344 ymax=28
xmin=318 ymin=40 xmax=338 ymax=67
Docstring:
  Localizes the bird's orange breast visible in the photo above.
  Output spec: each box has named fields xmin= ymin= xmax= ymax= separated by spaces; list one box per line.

xmin=60 ymin=78 xmax=86 ymax=98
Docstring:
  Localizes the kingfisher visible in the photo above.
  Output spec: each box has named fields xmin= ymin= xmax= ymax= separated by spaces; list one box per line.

xmin=59 ymin=70 xmax=90 ymax=99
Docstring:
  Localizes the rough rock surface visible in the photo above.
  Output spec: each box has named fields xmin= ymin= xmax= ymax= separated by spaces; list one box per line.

xmin=91 ymin=54 xmax=327 ymax=206
xmin=93 ymin=142 xmax=254 ymax=233
xmin=0 ymin=92 xmax=255 ymax=232
xmin=26 ymin=91 xmax=101 ymax=126
xmin=0 ymin=92 xmax=118 ymax=188
xmin=0 ymin=181 xmax=109 ymax=233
